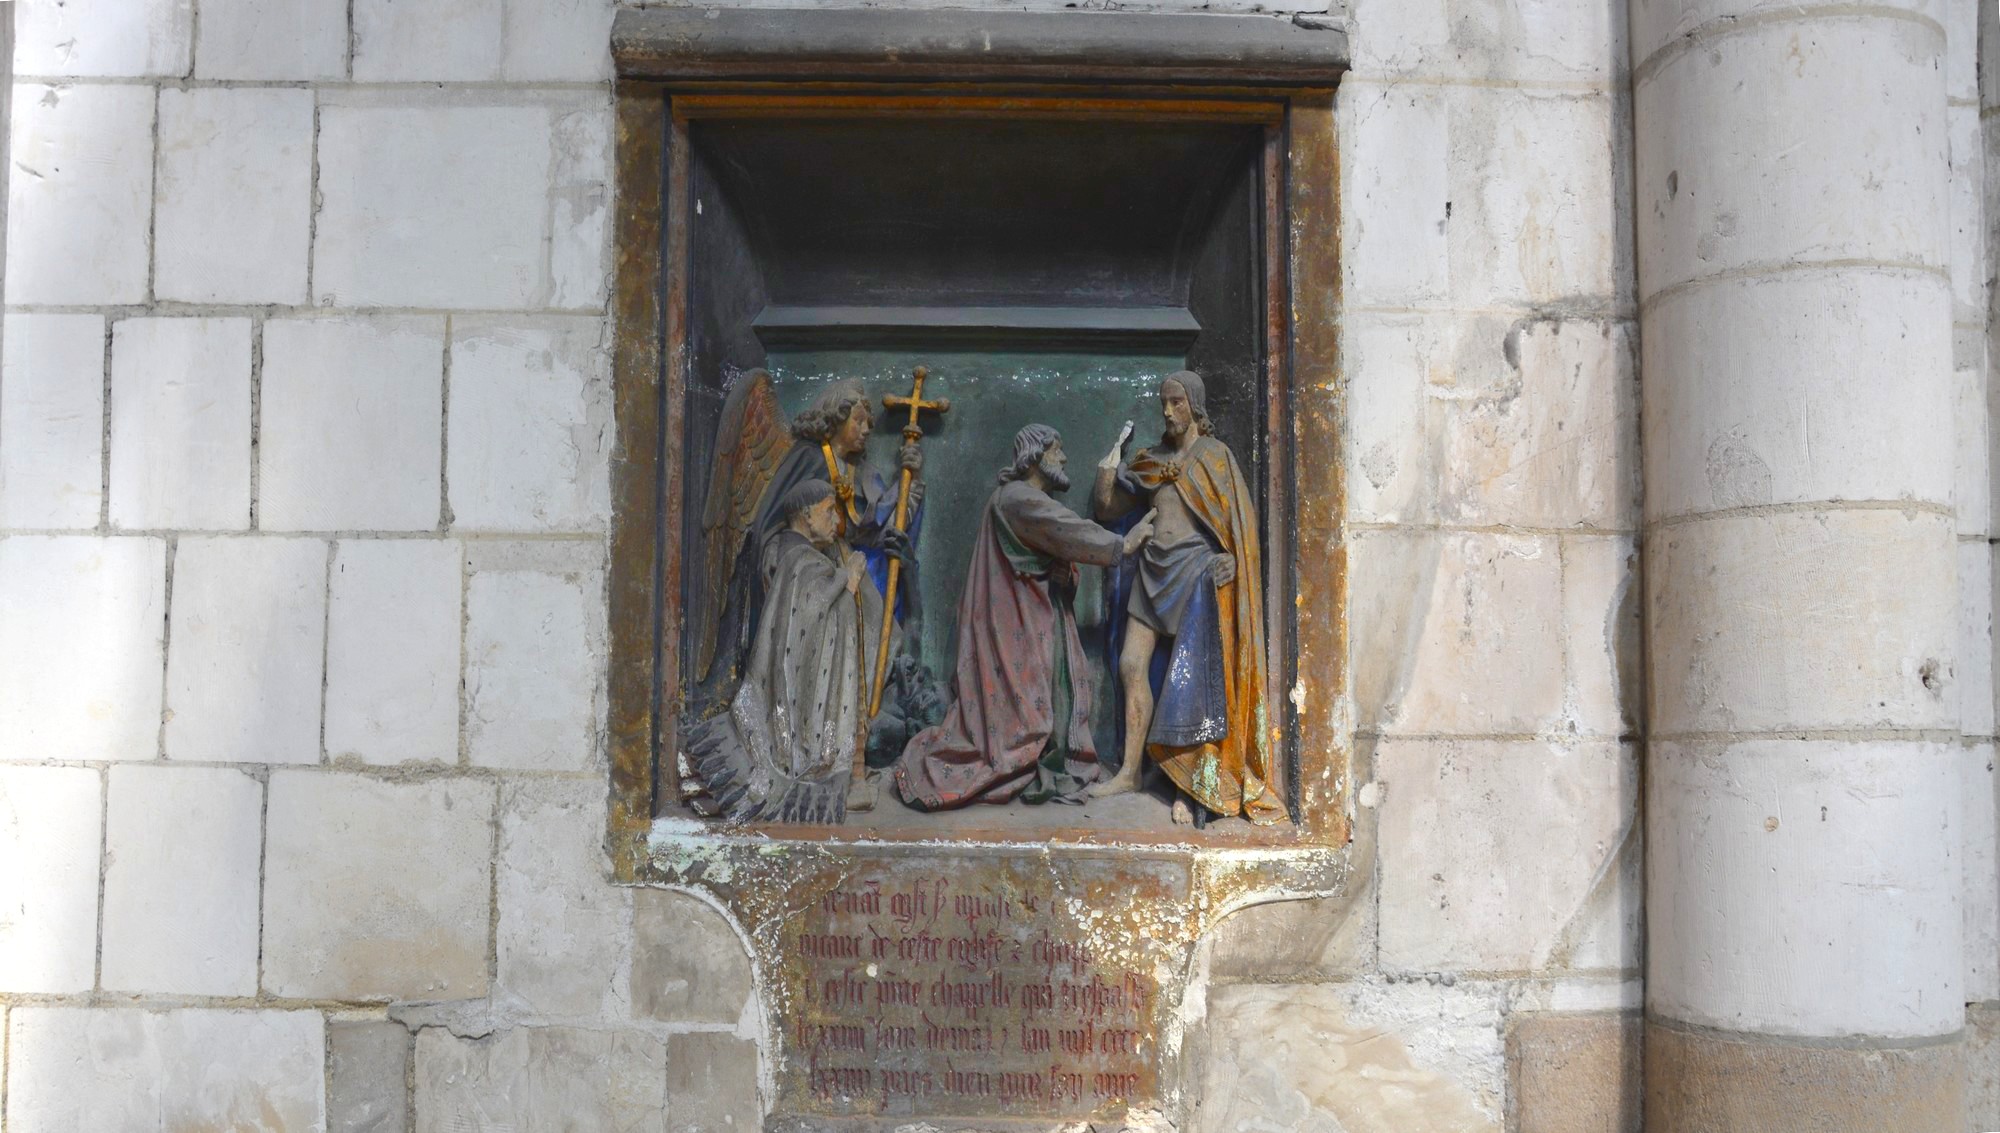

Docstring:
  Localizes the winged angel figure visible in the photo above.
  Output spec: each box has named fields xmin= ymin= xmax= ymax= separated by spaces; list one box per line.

xmin=680 ymin=370 xmax=921 ymax=823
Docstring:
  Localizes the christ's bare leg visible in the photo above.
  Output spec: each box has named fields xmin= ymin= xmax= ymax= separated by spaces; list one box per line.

xmin=1170 ymin=797 xmax=1194 ymax=825
xmin=1090 ymin=620 xmax=1159 ymax=798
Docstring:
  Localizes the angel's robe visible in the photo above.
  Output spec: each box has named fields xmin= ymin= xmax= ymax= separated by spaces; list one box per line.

xmin=698 ymin=440 xmax=913 ymax=712
xmin=1115 ymin=436 xmax=1288 ymax=824
xmin=681 ymin=529 xmax=882 ymax=823
xmin=892 ymin=480 xmax=1122 ymax=810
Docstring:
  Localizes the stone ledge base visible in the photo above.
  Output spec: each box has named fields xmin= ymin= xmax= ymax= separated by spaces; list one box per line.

xmin=1644 ymin=1019 xmax=1964 ymax=1133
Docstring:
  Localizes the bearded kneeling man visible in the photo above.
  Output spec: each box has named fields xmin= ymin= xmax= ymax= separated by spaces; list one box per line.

xmin=894 ymin=425 xmax=1154 ymax=811
xmin=684 ymin=480 xmax=879 ymax=824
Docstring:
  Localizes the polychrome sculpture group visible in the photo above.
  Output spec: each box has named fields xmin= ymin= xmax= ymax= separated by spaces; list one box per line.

xmin=681 ymin=368 xmax=1287 ymax=828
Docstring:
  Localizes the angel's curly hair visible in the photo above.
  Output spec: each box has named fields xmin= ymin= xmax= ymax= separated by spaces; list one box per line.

xmin=791 ymin=395 xmax=867 ymax=444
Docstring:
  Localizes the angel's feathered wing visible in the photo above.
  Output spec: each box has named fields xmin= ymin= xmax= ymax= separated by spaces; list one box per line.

xmin=692 ymin=368 xmax=791 ymax=682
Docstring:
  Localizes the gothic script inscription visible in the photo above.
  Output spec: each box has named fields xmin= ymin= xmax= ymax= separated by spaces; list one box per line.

xmin=773 ymin=853 xmax=1194 ymax=1122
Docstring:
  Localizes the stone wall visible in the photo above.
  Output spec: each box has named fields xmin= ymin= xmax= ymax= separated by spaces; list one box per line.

xmin=0 ymin=2 xmax=1989 ymax=1132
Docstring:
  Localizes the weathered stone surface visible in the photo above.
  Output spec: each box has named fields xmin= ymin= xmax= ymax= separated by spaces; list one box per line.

xmin=630 ymin=889 xmax=754 ymax=1025
xmin=413 ymin=1026 xmax=668 ymax=1133
xmin=165 ymin=536 xmax=327 ymax=764
xmin=0 ymin=765 xmax=102 ymax=993
xmin=325 ymin=539 xmax=462 ymax=765
xmin=1197 ymin=982 xmax=1503 ymax=1132
xmin=8 ymin=84 xmax=155 ymax=304
xmin=1640 ymin=270 xmax=1955 ymax=519
xmin=1507 ymin=1013 xmax=1639 ymax=1133
xmin=1964 ymin=742 xmax=1999 ymax=1002
xmin=259 ymin=316 xmax=444 ymax=532
xmin=15 ymin=0 xmax=191 ymax=77
xmin=4 ymin=1007 xmax=324 ymax=1130
xmin=197 ymin=0 xmax=349 ymax=80
xmin=1959 ymin=331 xmax=1991 ymax=537
xmin=1644 ymin=1020 xmax=1963 ymax=1133
xmin=466 ymin=568 xmax=602 ymax=770
xmin=1950 ymin=104 xmax=1987 ymax=325
xmin=496 ymin=778 xmax=630 ymax=1020
xmin=1341 ymin=82 xmax=1448 ymax=307
xmin=506 ymin=0 xmax=616 ymax=81
xmin=549 ymin=107 xmax=613 ymax=309
xmin=1348 ymin=0 xmax=1617 ymax=83
xmin=100 ymin=764 xmax=263 ymax=996
xmin=1563 ymin=536 xmax=1642 ymax=739
xmin=0 ymin=536 xmax=165 ymax=761
xmin=447 ymin=317 xmax=611 ymax=533
xmin=1650 ymin=740 xmax=1962 ymax=1038
xmin=0 ymin=314 xmax=104 ymax=529
xmin=1968 ymin=1003 xmax=2000 ymax=1131
xmin=354 ymin=0 xmax=502 ymax=81
xmin=1343 ymin=312 xmax=1637 ymax=530
xmin=1205 ymin=885 xmax=1375 ymax=982
xmin=1378 ymin=739 xmax=1636 ymax=973
xmin=314 ymin=104 xmax=553 ymax=309
xmin=108 ymin=317 xmax=253 ymax=530
xmin=263 ymin=772 xmax=494 ymax=1001
xmin=1633 ymin=19 xmax=1947 ymax=295
xmin=1648 ymin=510 xmax=1959 ymax=735
xmin=667 ymin=1031 xmax=761 ymax=1133
xmin=1629 ymin=0 xmax=1946 ymax=65
xmin=1348 ymin=529 xmax=1565 ymax=735
xmin=330 ymin=1020 xmax=412 ymax=1133
xmin=1965 ymin=542 xmax=1995 ymax=738
xmin=156 ymin=88 xmax=314 ymax=305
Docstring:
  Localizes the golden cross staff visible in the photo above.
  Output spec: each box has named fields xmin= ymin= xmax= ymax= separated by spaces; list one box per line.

xmin=868 ymin=365 xmax=950 ymax=720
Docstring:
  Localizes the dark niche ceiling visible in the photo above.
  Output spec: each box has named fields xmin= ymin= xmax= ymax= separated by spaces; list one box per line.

xmin=688 ymin=115 xmax=1264 ymax=311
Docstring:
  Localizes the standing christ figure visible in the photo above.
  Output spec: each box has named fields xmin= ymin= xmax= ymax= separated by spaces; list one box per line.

xmin=1089 ymin=371 xmax=1289 ymax=825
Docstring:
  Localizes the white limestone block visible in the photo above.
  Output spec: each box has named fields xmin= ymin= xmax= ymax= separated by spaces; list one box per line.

xmin=0 ymin=314 xmax=104 ymax=529
xmin=1648 ymin=510 xmax=1958 ymax=734
xmin=495 ymin=778 xmax=630 ymax=1020
xmin=165 ymin=536 xmax=327 ymax=764
xmin=448 ymin=317 xmax=610 ymax=532
xmin=414 ymin=1027 xmax=667 ymax=1133
xmin=1563 ymin=535 xmax=1641 ymax=740
xmin=1340 ymin=312 xmax=1435 ymax=525
xmin=259 ymin=316 xmax=445 ymax=532
xmin=1649 ymin=739 xmax=1962 ymax=1039
xmin=549 ymin=106 xmax=613 ymax=310
xmin=0 ymin=536 xmax=166 ymax=762
xmin=108 ymin=317 xmax=253 ymax=531
xmin=1341 ymin=81 xmax=1449 ymax=306
xmin=465 ymin=568 xmax=602 ymax=770
xmin=1961 ymin=342 xmax=1992 ymax=538
xmin=15 ymin=0 xmax=192 ymax=77
xmin=1629 ymin=0 xmax=1944 ymax=68
xmin=1378 ymin=738 xmax=1636 ymax=974
xmin=354 ymin=0 xmax=502 ymax=81
xmin=505 ymin=0 xmax=616 ymax=81
xmin=1966 ymin=541 xmax=1996 ymax=738
xmin=1964 ymin=741 xmax=2000 ymax=1002
xmin=1985 ymin=0 xmax=2000 ymax=111
xmin=1348 ymin=0 xmax=1618 ymax=84
xmin=1447 ymin=87 xmax=1621 ymax=309
xmin=8 ymin=84 xmax=155 ymax=305
xmin=195 ymin=0 xmax=348 ymax=80
xmin=1641 ymin=270 xmax=1955 ymax=518
xmin=262 ymin=771 xmax=494 ymax=1001
xmin=1348 ymin=529 xmax=1566 ymax=735
xmin=1200 ymin=981 xmax=1506 ymax=1131
xmin=325 ymin=539 xmax=462 ymax=765
xmin=100 ymin=764 xmax=263 ymax=996
xmin=1950 ymin=103 xmax=1988 ymax=325
xmin=0 ymin=766 xmax=102 ymax=994
xmin=156 ymin=88 xmax=313 ymax=305
xmin=314 ymin=104 xmax=553 ymax=309
xmin=4 ymin=1007 xmax=323 ymax=1129
xmin=1948 ymin=0 xmax=1980 ymax=102
xmin=1634 ymin=18 xmax=1948 ymax=297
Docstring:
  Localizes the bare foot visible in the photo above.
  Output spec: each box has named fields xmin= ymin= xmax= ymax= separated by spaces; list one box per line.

xmin=1170 ymin=798 xmax=1195 ymax=825
xmin=846 ymin=771 xmax=878 ymax=813
xmin=1089 ymin=766 xmax=1142 ymax=798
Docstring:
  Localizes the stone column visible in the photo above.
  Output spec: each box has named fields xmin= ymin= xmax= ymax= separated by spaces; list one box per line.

xmin=1630 ymin=1 xmax=1964 ymax=1127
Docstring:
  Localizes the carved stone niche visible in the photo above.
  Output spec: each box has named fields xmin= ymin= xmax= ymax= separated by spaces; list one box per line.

xmin=605 ymin=10 xmax=1351 ymax=1129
